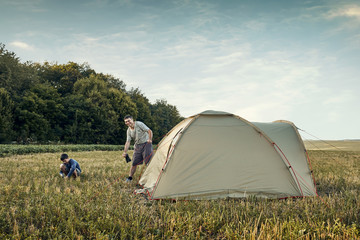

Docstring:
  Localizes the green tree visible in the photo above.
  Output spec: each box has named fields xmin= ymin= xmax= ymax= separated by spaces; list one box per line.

xmin=0 ymin=43 xmax=40 ymax=97
xmin=14 ymin=83 xmax=65 ymax=142
xmin=61 ymin=94 xmax=96 ymax=143
xmin=0 ymin=44 xmax=14 ymax=90
xmin=63 ymin=74 xmax=136 ymax=144
xmin=97 ymin=73 xmax=127 ymax=92
xmin=0 ymin=43 xmax=184 ymax=144
xmin=34 ymin=61 xmax=96 ymax=96
xmin=0 ymin=88 xmax=15 ymax=143
xmin=151 ymin=99 xmax=184 ymax=139
xmin=128 ymin=88 xmax=158 ymax=140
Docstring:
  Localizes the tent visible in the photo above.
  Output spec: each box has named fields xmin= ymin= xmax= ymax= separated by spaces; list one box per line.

xmin=136 ymin=110 xmax=317 ymax=200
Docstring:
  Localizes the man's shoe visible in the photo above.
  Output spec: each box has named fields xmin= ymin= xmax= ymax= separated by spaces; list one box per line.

xmin=125 ymin=177 xmax=133 ymax=183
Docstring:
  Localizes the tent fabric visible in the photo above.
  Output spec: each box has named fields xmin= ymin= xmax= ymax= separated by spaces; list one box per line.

xmin=137 ymin=110 xmax=317 ymax=200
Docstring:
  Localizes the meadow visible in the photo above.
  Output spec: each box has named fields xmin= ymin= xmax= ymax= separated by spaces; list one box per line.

xmin=304 ymin=140 xmax=360 ymax=151
xmin=0 ymin=143 xmax=359 ymax=239
xmin=0 ymin=144 xmax=124 ymax=157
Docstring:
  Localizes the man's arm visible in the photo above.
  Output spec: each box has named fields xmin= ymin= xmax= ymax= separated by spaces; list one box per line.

xmin=147 ymin=129 xmax=153 ymax=143
xmin=123 ymin=141 xmax=131 ymax=157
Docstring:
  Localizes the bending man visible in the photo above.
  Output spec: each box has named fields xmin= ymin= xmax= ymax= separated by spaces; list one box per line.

xmin=122 ymin=115 xmax=153 ymax=182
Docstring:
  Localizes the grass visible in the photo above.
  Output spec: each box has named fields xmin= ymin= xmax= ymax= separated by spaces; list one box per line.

xmin=0 ymin=146 xmax=359 ymax=239
xmin=304 ymin=140 xmax=360 ymax=151
xmin=0 ymin=144 xmax=125 ymax=157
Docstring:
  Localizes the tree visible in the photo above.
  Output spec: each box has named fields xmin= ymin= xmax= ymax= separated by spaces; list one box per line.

xmin=97 ymin=73 xmax=127 ymax=92
xmin=0 ymin=88 xmax=15 ymax=143
xmin=63 ymin=74 xmax=137 ymax=144
xmin=151 ymin=99 xmax=184 ymax=139
xmin=34 ymin=61 xmax=96 ymax=96
xmin=128 ymin=88 xmax=158 ymax=140
xmin=0 ymin=43 xmax=184 ymax=144
xmin=14 ymin=83 xmax=65 ymax=143
xmin=0 ymin=43 xmax=40 ymax=97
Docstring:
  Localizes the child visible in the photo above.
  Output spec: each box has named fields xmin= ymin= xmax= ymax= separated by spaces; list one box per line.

xmin=59 ymin=153 xmax=81 ymax=179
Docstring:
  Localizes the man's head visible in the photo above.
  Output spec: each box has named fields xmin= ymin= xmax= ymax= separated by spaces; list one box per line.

xmin=60 ymin=153 xmax=70 ymax=163
xmin=124 ymin=115 xmax=135 ymax=128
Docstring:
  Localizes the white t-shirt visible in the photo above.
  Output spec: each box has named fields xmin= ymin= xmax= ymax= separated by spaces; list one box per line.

xmin=126 ymin=121 xmax=150 ymax=146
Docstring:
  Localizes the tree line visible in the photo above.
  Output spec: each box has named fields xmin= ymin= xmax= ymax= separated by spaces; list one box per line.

xmin=0 ymin=43 xmax=184 ymax=144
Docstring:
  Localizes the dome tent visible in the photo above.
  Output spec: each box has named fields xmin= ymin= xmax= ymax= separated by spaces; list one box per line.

xmin=136 ymin=110 xmax=317 ymax=200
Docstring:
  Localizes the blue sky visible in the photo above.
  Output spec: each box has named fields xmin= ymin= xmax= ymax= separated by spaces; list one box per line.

xmin=1 ymin=0 xmax=360 ymax=140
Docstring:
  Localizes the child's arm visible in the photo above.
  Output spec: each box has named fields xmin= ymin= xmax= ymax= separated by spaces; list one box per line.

xmin=66 ymin=160 xmax=76 ymax=177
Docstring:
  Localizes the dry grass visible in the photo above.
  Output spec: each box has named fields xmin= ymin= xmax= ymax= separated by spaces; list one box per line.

xmin=0 ymin=148 xmax=359 ymax=239
xmin=304 ymin=140 xmax=360 ymax=151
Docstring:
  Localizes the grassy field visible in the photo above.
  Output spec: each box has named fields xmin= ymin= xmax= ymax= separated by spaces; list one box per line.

xmin=304 ymin=140 xmax=360 ymax=152
xmin=0 ymin=144 xmax=124 ymax=157
xmin=1 ymin=144 xmax=359 ymax=239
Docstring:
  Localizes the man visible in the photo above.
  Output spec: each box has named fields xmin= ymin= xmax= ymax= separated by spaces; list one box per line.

xmin=122 ymin=115 xmax=153 ymax=182
xmin=59 ymin=153 xmax=81 ymax=179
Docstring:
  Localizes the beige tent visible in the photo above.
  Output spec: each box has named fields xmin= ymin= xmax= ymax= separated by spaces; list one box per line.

xmin=136 ymin=110 xmax=317 ymax=200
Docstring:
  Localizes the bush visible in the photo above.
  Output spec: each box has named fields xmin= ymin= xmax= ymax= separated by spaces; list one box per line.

xmin=0 ymin=144 xmax=125 ymax=157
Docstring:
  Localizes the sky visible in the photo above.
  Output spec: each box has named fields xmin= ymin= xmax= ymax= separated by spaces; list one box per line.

xmin=1 ymin=0 xmax=360 ymax=140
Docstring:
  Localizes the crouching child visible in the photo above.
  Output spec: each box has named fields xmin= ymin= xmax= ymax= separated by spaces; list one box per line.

xmin=59 ymin=153 xmax=81 ymax=179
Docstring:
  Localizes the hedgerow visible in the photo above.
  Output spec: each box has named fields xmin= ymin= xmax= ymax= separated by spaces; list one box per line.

xmin=0 ymin=144 xmax=125 ymax=157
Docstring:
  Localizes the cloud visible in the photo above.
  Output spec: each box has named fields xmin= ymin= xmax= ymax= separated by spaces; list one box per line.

xmin=327 ymin=5 xmax=360 ymax=19
xmin=9 ymin=41 xmax=34 ymax=50
xmin=3 ymin=0 xmax=47 ymax=12
xmin=65 ymin=23 xmax=323 ymax=121
xmin=320 ymin=4 xmax=360 ymax=47
xmin=139 ymin=46 xmax=325 ymax=121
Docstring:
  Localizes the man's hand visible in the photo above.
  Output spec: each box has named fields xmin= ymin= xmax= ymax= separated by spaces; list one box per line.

xmin=64 ymin=176 xmax=68 ymax=180
xmin=122 ymin=152 xmax=127 ymax=158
